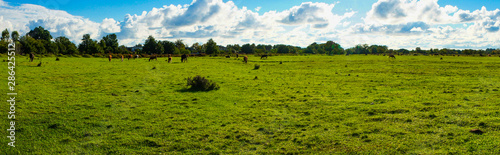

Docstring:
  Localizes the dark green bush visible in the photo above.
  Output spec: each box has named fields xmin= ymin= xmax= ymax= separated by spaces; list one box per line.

xmin=254 ymin=64 xmax=260 ymax=69
xmin=186 ymin=75 xmax=220 ymax=91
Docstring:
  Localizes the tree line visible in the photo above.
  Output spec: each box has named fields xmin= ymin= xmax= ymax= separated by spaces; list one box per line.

xmin=1 ymin=26 xmax=499 ymax=56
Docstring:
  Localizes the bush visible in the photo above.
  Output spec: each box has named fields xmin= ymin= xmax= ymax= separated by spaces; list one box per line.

xmin=254 ymin=64 xmax=260 ymax=70
xmin=186 ymin=75 xmax=220 ymax=91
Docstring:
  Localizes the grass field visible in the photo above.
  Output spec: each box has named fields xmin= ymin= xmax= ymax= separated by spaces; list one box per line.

xmin=1 ymin=55 xmax=499 ymax=154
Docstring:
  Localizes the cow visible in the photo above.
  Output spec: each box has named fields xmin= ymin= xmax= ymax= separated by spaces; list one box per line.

xmin=261 ymin=55 xmax=268 ymax=59
xmin=181 ymin=54 xmax=188 ymax=62
xmin=168 ymin=54 xmax=172 ymax=63
xmin=149 ymin=55 xmax=157 ymax=61
xmin=226 ymin=56 xmax=230 ymax=58
xmin=243 ymin=56 xmax=248 ymax=63
xmin=29 ymin=53 xmax=35 ymax=62
xmin=236 ymin=54 xmax=239 ymax=58
xmin=108 ymin=55 xmax=112 ymax=62
xmin=389 ymin=54 xmax=396 ymax=59
xmin=129 ymin=54 xmax=133 ymax=60
xmin=121 ymin=55 xmax=124 ymax=62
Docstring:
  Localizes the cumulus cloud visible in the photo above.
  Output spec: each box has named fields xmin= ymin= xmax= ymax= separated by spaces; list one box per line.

xmin=349 ymin=0 xmax=500 ymax=49
xmin=1 ymin=0 xmax=497 ymax=50
xmin=0 ymin=2 xmax=101 ymax=43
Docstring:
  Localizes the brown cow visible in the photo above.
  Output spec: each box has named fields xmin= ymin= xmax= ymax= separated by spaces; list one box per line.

xmin=389 ymin=54 xmax=396 ymax=59
xmin=109 ymin=55 xmax=112 ymax=62
xmin=30 ymin=53 xmax=35 ymax=62
xmin=168 ymin=54 xmax=172 ymax=63
xmin=243 ymin=56 xmax=248 ymax=63
xmin=129 ymin=54 xmax=133 ymax=60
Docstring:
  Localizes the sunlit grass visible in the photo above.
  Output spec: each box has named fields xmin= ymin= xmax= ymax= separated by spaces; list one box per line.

xmin=1 ymin=55 xmax=499 ymax=154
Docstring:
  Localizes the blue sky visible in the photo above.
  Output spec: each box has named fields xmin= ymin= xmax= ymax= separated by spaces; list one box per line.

xmin=1 ymin=0 xmax=499 ymax=49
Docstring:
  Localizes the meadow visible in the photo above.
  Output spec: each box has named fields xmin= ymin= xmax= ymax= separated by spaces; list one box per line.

xmin=1 ymin=54 xmax=499 ymax=154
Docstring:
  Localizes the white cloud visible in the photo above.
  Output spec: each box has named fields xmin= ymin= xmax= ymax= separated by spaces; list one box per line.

xmin=255 ymin=6 xmax=261 ymax=12
xmin=352 ymin=0 xmax=500 ymax=49
xmin=0 ymin=0 xmax=497 ymax=50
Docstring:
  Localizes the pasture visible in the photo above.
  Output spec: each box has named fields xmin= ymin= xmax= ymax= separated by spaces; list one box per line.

xmin=1 ymin=55 xmax=499 ymax=154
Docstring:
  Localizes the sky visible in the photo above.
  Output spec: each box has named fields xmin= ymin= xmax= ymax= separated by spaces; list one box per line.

xmin=1 ymin=0 xmax=499 ymax=49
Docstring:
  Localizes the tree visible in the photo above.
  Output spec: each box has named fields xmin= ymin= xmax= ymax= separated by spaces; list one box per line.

xmin=78 ymin=34 xmax=92 ymax=53
xmin=101 ymin=34 xmax=119 ymax=53
xmin=204 ymin=38 xmax=218 ymax=55
xmin=175 ymin=39 xmax=185 ymax=50
xmin=55 ymin=36 xmax=77 ymax=55
xmin=191 ymin=42 xmax=202 ymax=54
xmin=143 ymin=35 xmax=162 ymax=54
xmin=160 ymin=40 xmax=176 ymax=54
xmin=1 ymin=29 xmax=9 ymax=41
xmin=11 ymin=31 xmax=19 ymax=42
xmin=27 ymin=26 xmax=52 ymax=41
xmin=241 ymin=43 xmax=254 ymax=54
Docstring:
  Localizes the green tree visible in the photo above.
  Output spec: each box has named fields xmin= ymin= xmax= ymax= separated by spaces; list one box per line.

xmin=11 ymin=31 xmax=19 ymax=42
xmin=27 ymin=26 xmax=52 ymax=41
xmin=191 ymin=42 xmax=202 ymax=54
xmin=55 ymin=36 xmax=77 ymax=55
xmin=175 ymin=39 xmax=185 ymax=50
xmin=204 ymin=38 xmax=218 ymax=55
xmin=101 ymin=34 xmax=119 ymax=53
xmin=143 ymin=36 xmax=161 ymax=54
xmin=2 ymin=29 xmax=9 ymax=41
xmin=160 ymin=40 xmax=176 ymax=54
xmin=241 ymin=43 xmax=254 ymax=54
xmin=78 ymin=34 xmax=92 ymax=53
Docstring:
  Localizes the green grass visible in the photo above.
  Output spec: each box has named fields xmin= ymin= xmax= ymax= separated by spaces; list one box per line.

xmin=1 ymin=55 xmax=499 ymax=154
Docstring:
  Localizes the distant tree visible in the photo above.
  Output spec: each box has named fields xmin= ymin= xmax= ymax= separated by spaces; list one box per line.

xmin=1 ymin=29 xmax=9 ymax=41
xmin=27 ymin=26 xmax=52 ymax=41
xmin=143 ymin=36 xmax=160 ymax=54
xmin=55 ymin=36 xmax=77 ymax=55
xmin=191 ymin=42 xmax=202 ymax=54
xmin=241 ymin=43 xmax=254 ymax=54
xmin=158 ymin=40 xmax=175 ymax=54
xmin=204 ymin=38 xmax=218 ymax=55
xmin=100 ymin=34 xmax=119 ymax=53
xmin=11 ymin=31 xmax=19 ymax=42
xmin=175 ymin=39 xmax=185 ymax=50
xmin=78 ymin=34 xmax=92 ymax=53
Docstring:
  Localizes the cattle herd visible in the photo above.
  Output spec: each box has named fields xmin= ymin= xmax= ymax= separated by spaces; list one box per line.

xmin=19 ymin=53 xmax=500 ymax=66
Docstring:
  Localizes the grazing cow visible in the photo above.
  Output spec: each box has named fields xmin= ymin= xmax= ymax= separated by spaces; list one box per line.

xmin=29 ymin=53 xmax=35 ymax=62
xmin=109 ymin=55 xmax=112 ymax=62
xmin=261 ymin=55 xmax=268 ymax=59
xmin=226 ymin=56 xmax=231 ymax=58
xmin=243 ymin=56 xmax=248 ymax=63
xmin=181 ymin=54 xmax=188 ymax=62
xmin=56 ymin=57 xmax=60 ymax=61
xmin=149 ymin=55 xmax=157 ymax=61
xmin=168 ymin=54 xmax=172 ymax=63
xmin=389 ymin=54 xmax=396 ymax=59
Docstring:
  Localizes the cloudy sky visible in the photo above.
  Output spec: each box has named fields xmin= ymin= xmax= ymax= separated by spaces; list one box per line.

xmin=1 ymin=0 xmax=499 ymax=49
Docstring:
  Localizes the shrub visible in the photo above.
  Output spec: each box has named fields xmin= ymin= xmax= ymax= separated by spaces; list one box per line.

xmin=186 ymin=75 xmax=220 ymax=91
xmin=254 ymin=64 xmax=260 ymax=70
